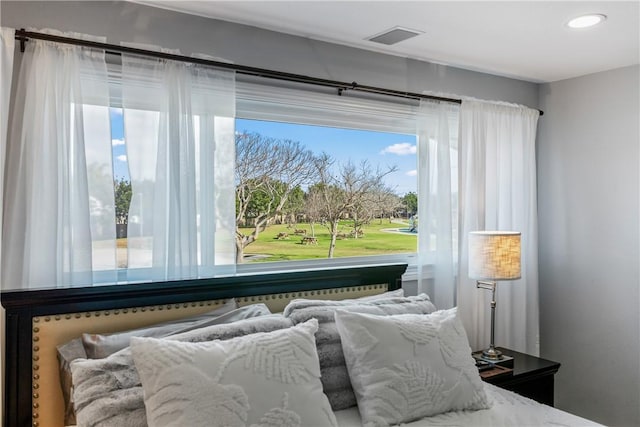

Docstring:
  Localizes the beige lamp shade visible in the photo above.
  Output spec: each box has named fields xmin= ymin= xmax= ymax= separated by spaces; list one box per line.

xmin=469 ymin=231 xmax=521 ymax=280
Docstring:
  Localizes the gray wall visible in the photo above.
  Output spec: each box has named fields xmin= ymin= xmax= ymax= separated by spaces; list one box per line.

xmin=537 ymin=65 xmax=640 ymax=426
xmin=0 ymin=1 xmax=538 ymax=107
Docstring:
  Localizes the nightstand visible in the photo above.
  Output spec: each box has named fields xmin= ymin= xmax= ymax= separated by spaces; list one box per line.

xmin=479 ymin=347 xmax=561 ymax=406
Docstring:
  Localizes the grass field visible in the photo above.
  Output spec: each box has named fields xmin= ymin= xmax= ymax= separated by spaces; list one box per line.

xmin=114 ymin=220 xmax=417 ymax=265
xmin=239 ymin=219 xmax=416 ymax=262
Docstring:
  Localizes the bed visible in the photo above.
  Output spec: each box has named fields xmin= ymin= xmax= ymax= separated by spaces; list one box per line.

xmin=1 ymin=263 xmax=601 ymax=427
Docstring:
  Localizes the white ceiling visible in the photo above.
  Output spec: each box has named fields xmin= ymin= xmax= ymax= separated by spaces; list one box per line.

xmin=135 ymin=1 xmax=639 ymax=83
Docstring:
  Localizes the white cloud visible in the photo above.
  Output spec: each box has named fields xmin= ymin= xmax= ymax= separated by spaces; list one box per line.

xmin=380 ymin=143 xmax=416 ymax=156
xmin=110 ymin=108 xmax=123 ymax=116
xmin=406 ymin=170 xmax=417 ymax=176
xmin=116 ymin=154 xmax=127 ymax=162
xmin=112 ymin=138 xmax=125 ymax=146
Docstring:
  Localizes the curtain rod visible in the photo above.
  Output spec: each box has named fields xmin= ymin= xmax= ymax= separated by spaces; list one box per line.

xmin=14 ymin=29 xmax=543 ymax=116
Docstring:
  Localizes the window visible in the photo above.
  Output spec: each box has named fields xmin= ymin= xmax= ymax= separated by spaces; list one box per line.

xmin=234 ymin=81 xmax=421 ymax=272
xmin=234 ymin=118 xmax=418 ymax=264
xmin=107 ymin=79 xmax=421 ymax=276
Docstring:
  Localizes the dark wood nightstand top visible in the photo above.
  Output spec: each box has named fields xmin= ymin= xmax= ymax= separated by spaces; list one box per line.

xmin=495 ymin=347 xmax=560 ymax=379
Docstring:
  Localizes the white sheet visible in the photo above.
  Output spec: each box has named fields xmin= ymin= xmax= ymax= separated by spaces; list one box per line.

xmin=333 ymin=383 xmax=603 ymax=427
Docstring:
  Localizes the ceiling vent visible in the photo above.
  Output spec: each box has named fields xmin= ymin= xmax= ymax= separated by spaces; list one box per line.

xmin=366 ymin=27 xmax=423 ymax=45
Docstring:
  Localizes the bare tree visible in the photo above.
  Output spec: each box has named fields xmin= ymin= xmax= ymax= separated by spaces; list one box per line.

xmin=309 ymin=154 xmax=397 ymax=258
xmin=303 ymin=186 xmax=324 ymax=238
xmin=368 ymin=189 xmax=401 ymax=224
xmin=235 ymin=132 xmax=316 ymax=262
xmin=347 ymin=185 xmax=398 ymax=236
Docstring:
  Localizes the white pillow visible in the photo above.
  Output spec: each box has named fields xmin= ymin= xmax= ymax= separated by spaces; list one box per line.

xmin=130 ymin=319 xmax=337 ymax=427
xmin=334 ymin=308 xmax=490 ymax=426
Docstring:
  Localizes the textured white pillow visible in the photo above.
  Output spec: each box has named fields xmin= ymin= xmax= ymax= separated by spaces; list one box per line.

xmin=335 ymin=308 xmax=490 ymax=426
xmin=131 ymin=319 xmax=337 ymax=427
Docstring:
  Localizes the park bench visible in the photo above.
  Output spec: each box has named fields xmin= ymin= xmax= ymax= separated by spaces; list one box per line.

xmin=301 ymin=236 xmax=318 ymax=245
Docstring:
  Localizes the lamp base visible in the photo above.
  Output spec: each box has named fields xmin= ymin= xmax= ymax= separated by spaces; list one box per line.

xmin=472 ymin=350 xmax=514 ymax=368
xmin=482 ymin=347 xmax=502 ymax=360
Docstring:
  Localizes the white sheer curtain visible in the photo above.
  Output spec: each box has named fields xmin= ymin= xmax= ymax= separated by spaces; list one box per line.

xmin=121 ymin=49 xmax=236 ymax=282
xmin=1 ymin=27 xmax=15 ymax=282
xmin=416 ymin=100 xmax=459 ymax=309
xmin=457 ymin=99 xmax=540 ymax=355
xmin=2 ymin=30 xmax=114 ymax=289
xmin=1 ymin=26 xmax=15 ymax=411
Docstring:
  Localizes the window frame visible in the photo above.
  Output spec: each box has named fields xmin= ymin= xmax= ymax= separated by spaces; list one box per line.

xmin=102 ymin=74 xmax=425 ymax=284
xmin=233 ymin=79 xmax=420 ymax=277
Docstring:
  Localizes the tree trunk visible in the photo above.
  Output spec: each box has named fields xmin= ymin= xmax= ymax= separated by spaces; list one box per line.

xmin=235 ymin=238 xmax=245 ymax=264
xmin=328 ymin=221 xmax=338 ymax=258
xmin=235 ymin=233 xmax=256 ymax=264
xmin=352 ymin=215 xmax=359 ymax=239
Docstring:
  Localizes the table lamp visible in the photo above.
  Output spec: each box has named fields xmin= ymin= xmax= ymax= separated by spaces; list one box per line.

xmin=468 ymin=231 xmax=521 ymax=361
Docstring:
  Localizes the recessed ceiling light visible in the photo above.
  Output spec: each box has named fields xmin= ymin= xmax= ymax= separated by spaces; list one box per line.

xmin=567 ymin=14 xmax=607 ymax=29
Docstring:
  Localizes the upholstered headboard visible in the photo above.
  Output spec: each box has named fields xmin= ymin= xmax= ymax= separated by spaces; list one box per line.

xmin=1 ymin=263 xmax=407 ymax=427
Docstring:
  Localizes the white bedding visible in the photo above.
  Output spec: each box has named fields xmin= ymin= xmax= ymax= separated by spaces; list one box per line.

xmin=333 ymin=383 xmax=603 ymax=427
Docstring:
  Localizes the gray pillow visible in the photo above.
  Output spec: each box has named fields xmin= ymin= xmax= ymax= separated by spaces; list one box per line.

xmin=82 ymin=299 xmax=239 ymax=359
xmin=56 ymin=337 xmax=88 ymax=426
xmin=352 ymin=288 xmax=404 ymax=301
xmin=283 ymin=293 xmax=437 ymax=410
xmin=70 ymin=314 xmax=294 ymax=427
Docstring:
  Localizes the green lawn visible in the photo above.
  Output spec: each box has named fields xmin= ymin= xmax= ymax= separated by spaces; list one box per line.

xmin=239 ymin=220 xmax=416 ymax=262
xmin=114 ymin=220 xmax=417 ymax=264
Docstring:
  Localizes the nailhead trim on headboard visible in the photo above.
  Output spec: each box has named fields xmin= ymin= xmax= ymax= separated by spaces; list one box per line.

xmin=32 ymin=318 xmax=41 ymax=427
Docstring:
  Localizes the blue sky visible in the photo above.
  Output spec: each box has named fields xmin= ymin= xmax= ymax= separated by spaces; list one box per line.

xmin=110 ymin=110 xmax=417 ymax=195
xmin=110 ymin=108 xmax=128 ymax=181
xmin=237 ymin=119 xmax=417 ymax=196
